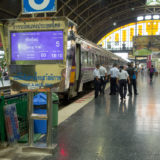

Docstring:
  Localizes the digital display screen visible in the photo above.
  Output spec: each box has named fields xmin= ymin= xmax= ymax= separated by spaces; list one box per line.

xmin=11 ymin=31 xmax=63 ymax=61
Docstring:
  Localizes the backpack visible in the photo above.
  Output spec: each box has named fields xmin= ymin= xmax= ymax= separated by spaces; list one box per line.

xmin=150 ymin=68 xmax=154 ymax=74
xmin=127 ymin=67 xmax=134 ymax=79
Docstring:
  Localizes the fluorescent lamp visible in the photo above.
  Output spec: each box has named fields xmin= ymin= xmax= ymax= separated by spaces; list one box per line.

xmin=137 ymin=16 xmax=143 ymax=21
xmin=0 ymin=51 xmax=4 ymax=54
xmin=153 ymin=15 xmax=159 ymax=19
xmin=145 ymin=15 xmax=151 ymax=20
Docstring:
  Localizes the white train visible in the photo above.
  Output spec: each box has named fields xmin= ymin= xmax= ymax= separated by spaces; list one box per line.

xmin=64 ymin=35 xmax=127 ymax=98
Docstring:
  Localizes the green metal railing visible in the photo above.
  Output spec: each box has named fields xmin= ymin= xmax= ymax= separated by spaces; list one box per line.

xmin=0 ymin=93 xmax=28 ymax=142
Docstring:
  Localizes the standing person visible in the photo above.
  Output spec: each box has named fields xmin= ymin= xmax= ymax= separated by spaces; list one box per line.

xmin=117 ymin=66 xmax=130 ymax=101
xmin=133 ymin=65 xmax=138 ymax=95
xmin=99 ymin=64 xmax=108 ymax=94
xmin=141 ymin=66 xmax=144 ymax=74
xmin=127 ymin=62 xmax=138 ymax=96
xmin=109 ymin=63 xmax=119 ymax=95
xmin=149 ymin=65 xmax=155 ymax=82
xmin=93 ymin=64 xmax=101 ymax=98
xmin=116 ymin=65 xmax=120 ymax=93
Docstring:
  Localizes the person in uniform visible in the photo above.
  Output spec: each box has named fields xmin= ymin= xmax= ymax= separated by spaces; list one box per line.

xmin=117 ymin=66 xmax=130 ymax=101
xmin=109 ymin=63 xmax=119 ymax=95
xmin=99 ymin=64 xmax=108 ymax=94
xmin=93 ymin=64 xmax=101 ymax=98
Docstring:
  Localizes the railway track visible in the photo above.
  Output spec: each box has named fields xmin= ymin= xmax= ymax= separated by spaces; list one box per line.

xmin=59 ymin=88 xmax=94 ymax=109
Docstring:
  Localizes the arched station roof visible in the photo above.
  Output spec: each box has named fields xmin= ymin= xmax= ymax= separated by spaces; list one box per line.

xmin=0 ymin=0 xmax=160 ymax=43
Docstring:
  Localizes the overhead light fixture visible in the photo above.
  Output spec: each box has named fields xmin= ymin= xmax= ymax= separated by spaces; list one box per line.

xmin=153 ymin=15 xmax=159 ymax=19
xmin=145 ymin=15 xmax=151 ymax=20
xmin=113 ymin=22 xmax=117 ymax=26
xmin=137 ymin=16 xmax=143 ymax=21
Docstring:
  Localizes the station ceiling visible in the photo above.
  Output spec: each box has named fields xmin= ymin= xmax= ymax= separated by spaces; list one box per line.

xmin=0 ymin=0 xmax=159 ymax=43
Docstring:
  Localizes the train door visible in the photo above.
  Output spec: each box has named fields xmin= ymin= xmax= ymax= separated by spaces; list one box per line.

xmin=75 ymin=44 xmax=81 ymax=92
xmin=68 ymin=43 xmax=81 ymax=98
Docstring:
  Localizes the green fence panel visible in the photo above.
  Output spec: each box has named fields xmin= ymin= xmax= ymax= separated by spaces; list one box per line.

xmin=0 ymin=93 xmax=28 ymax=142
xmin=0 ymin=95 xmax=5 ymax=142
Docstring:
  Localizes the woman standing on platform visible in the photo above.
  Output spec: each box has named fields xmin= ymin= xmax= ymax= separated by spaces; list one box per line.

xmin=117 ymin=66 xmax=130 ymax=101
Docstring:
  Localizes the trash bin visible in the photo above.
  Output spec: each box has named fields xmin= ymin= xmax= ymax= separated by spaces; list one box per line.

xmin=33 ymin=92 xmax=59 ymax=134
xmin=33 ymin=93 xmax=47 ymax=134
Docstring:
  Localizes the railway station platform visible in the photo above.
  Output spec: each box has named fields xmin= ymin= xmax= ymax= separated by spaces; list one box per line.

xmin=1 ymin=73 xmax=160 ymax=160
xmin=50 ymin=73 xmax=160 ymax=160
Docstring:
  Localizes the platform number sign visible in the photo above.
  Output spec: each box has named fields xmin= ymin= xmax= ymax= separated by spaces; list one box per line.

xmin=22 ymin=0 xmax=57 ymax=14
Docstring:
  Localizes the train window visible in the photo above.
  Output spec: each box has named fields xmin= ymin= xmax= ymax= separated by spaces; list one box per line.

xmin=91 ymin=53 xmax=93 ymax=65
xmin=99 ymin=56 xmax=101 ymax=64
xmin=81 ymin=51 xmax=87 ymax=65
xmin=96 ymin=56 xmax=97 ymax=64
xmin=81 ymin=52 xmax=84 ymax=65
xmin=95 ymin=55 xmax=97 ymax=64
xmin=101 ymin=56 xmax=104 ymax=64
xmin=98 ymin=56 xmax=101 ymax=64
xmin=88 ymin=52 xmax=92 ymax=65
xmin=101 ymin=56 xmax=103 ymax=64
xmin=89 ymin=53 xmax=94 ymax=65
xmin=84 ymin=52 xmax=88 ymax=65
xmin=105 ymin=57 xmax=107 ymax=64
xmin=97 ymin=55 xmax=100 ymax=64
xmin=92 ymin=54 xmax=94 ymax=65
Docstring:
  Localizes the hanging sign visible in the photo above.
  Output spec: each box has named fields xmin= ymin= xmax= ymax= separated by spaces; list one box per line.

xmin=22 ymin=0 xmax=57 ymax=14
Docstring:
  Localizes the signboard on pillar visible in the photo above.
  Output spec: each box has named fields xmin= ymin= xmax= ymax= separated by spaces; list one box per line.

xmin=147 ymin=55 xmax=152 ymax=68
xmin=146 ymin=0 xmax=160 ymax=6
xmin=133 ymin=36 xmax=160 ymax=57
xmin=22 ymin=0 xmax=57 ymax=14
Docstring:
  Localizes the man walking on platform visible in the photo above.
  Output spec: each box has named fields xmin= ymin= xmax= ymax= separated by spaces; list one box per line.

xmin=93 ymin=64 xmax=101 ymax=98
xmin=127 ymin=62 xmax=138 ymax=96
xmin=99 ymin=64 xmax=108 ymax=94
xmin=109 ymin=63 xmax=119 ymax=95
xmin=117 ymin=66 xmax=130 ymax=101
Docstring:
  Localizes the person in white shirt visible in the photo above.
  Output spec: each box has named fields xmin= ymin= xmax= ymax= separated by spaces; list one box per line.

xmin=93 ymin=64 xmax=101 ymax=98
xmin=109 ymin=63 xmax=119 ymax=95
xmin=99 ymin=64 xmax=108 ymax=94
xmin=117 ymin=66 xmax=130 ymax=101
